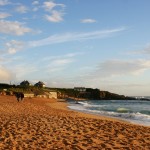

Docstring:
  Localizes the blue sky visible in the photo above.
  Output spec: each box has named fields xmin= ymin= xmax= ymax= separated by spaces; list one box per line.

xmin=1 ymin=0 xmax=150 ymax=96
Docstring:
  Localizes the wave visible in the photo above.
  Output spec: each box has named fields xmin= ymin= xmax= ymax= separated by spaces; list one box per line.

xmin=117 ymin=107 xmax=129 ymax=113
xmin=77 ymin=101 xmax=106 ymax=108
xmin=68 ymin=104 xmax=150 ymax=126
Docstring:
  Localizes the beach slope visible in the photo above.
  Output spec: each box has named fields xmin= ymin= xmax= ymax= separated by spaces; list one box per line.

xmin=0 ymin=96 xmax=150 ymax=149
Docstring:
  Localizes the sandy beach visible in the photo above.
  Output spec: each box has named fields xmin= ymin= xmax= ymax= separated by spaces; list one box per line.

xmin=0 ymin=96 xmax=150 ymax=149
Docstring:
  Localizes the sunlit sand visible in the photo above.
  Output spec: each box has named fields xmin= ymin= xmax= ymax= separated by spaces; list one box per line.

xmin=0 ymin=96 xmax=149 ymax=149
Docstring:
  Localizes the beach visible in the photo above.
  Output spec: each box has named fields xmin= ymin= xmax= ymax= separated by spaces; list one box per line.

xmin=0 ymin=96 xmax=150 ymax=149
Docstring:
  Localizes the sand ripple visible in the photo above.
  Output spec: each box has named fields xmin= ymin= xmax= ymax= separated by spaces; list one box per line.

xmin=0 ymin=96 xmax=150 ymax=149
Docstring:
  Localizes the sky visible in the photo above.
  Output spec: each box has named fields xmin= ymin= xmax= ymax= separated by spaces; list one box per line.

xmin=0 ymin=0 xmax=150 ymax=96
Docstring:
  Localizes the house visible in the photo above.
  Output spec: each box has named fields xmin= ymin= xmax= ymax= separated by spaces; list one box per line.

xmin=24 ymin=93 xmax=35 ymax=98
xmin=20 ymin=80 xmax=31 ymax=86
xmin=34 ymin=81 xmax=45 ymax=88
xmin=74 ymin=87 xmax=86 ymax=92
xmin=36 ymin=91 xmax=57 ymax=99
xmin=47 ymin=91 xmax=57 ymax=99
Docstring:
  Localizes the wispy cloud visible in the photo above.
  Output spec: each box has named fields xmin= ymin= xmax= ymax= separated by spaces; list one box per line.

xmin=32 ymin=7 xmax=39 ymax=12
xmin=89 ymin=59 xmax=150 ymax=79
xmin=12 ymin=63 xmax=38 ymax=79
xmin=0 ymin=0 xmax=10 ymax=6
xmin=0 ymin=12 xmax=11 ymax=19
xmin=5 ymin=40 xmax=25 ymax=54
xmin=6 ymin=52 xmax=79 ymax=79
xmin=133 ymin=44 xmax=150 ymax=55
xmin=0 ymin=65 xmax=15 ymax=81
xmin=31 ymin=1 xmax=40 ymax=11
xmin=0 ymin=20 xmax=32 ymax=35
xmin=46 ymin=58 xmax=74 ymax=73
xmin=43 ymin=1 xmax=65 ymax=23
xmin=66 ymin=59 xmax=150 ymax=94
xmin=124 ymin=43 xmax=150 ymax=57
xmin=81 ymin=19 xmax=97 ymax=23
xmin=15 ymin=5 xmax=28 ymax=13
xmin=36 ymin=52 xmax=83 ymax=75
xmin=45 ymin=53 xmax=77 ymax=73
xmin=72 ymin=59 xmax=150 ymax=87
xmin=45 ymin=10 xmax=64 ymax=22
xmin=29 ymin=27 xmax=126 ymax=47
xmin=141 ymin=47 xmax=150 ymax=54
xmin=32 ymin=1 xmax=39 ymax=5
xmin=42 ymin=52 xmax=83 ymax=62
xmin=43 ymin=1 xmax=65 ymax=11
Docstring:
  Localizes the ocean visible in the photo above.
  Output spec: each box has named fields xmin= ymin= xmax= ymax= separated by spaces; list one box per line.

xmin=67 ymin=99 xmax=150 ymax=126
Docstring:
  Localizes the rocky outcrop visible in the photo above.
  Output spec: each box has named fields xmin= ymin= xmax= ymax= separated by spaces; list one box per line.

xmin=99 ymin=91 xmax=131 ymax=100
xmin=77 ymin=89 xmax=136 ymax=100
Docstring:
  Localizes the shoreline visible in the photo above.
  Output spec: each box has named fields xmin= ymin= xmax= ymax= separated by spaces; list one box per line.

xmin=0 ymin=96 xmax=150 ymax=149
xmin=50 ymin=98 xmax=149 ymax=127
xmin=65 ymin=98 xmax=150 ymax=127
xmin=48 ymin=99 xmax=131 ymax=124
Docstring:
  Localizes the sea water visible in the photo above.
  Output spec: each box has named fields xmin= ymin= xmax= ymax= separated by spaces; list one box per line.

xmin=67 ymin=99 xmax=150 ymax=126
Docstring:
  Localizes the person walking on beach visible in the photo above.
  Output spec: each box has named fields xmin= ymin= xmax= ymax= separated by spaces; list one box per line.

xmin=15 ymin=92 xmax=20 ymax=102
xmin=20 ymin=93 xmax=24 ymax=101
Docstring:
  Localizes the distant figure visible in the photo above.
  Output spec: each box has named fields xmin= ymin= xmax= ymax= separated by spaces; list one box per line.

xmin=16 ymin=92 xmax=20 ymax=102
xmin=20 ymin=93 xmax=24 ymax=101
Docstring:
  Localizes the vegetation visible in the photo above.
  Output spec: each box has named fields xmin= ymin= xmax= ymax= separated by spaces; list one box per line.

xmin=0 ymin=83 xmax=45 ymax=95
xmin=0 ymin=82 xmax=136 ymax=100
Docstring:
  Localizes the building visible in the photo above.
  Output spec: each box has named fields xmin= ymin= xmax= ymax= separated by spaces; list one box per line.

xmin=45 ymin=91 xmax=57 ymax=99
xmin=20 ymin=80 xmax=31 ymax=86
xmin=36 ymin=91 xmax=57 ymax=99
xmin=24 ymin=93 xmax=35 ymax=98
xmin=74 ymin=87 xmax=86 ymax=92
xmin=34 ymin=81 xmax=45 ymax=88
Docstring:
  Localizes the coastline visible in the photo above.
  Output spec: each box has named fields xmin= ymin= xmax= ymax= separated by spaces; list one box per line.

xmin=65 ymin=99 xmax=150 ymax=127
xmin=0 ymin=96 xmax=150 ymax=149
xmin=48 ymin=99 xmax=131 ymax=124
xmin=51 ymin=98 xmax=150 ymax=127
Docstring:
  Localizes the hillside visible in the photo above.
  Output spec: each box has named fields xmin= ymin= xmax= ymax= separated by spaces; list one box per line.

xmin=0 ymin=83 xmax=136 ymax=100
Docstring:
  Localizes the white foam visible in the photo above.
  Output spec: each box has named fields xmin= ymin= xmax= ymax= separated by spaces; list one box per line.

xmin=68 ymin=104 xmax=150 ymax=126
xmin=78 ymin=101 xmax=106 ymax=108
xmin=68 ymin=99 xmax=150 ymax=126
xmin=117 ymin=107 xmax=129 ymax=113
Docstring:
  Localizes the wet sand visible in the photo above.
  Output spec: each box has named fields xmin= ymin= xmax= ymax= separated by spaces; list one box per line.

xmin=0 ymin=96 xmax=150 ymax=149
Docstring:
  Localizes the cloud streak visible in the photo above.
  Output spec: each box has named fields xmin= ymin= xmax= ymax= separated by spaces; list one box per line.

xmin=134 ymin=45 xmax=150 ymax=55
xmin=32 ymin=1 xmax=39 ymax=5
xmin=0 ymin=12 xmax=11 ymax=19
xmin=45 ymin=10 xmax=64 ymax=22
xmin=43 ymin=1 xmax=65 ymax=23
xmin=45 ymin=53 xmax=77 ymax=74
xmin=13 ymin=63 xmax=38 ymax=79
xmin=0 ymin=65 xmax=15 ymax=81
xmin=5 ymin=40 xmax=25 ymax=54
xmin=90 ymin=59 xmax=150 ymax=79
xmin=0 ymin=0 xmax=10 ymax=6
xmin=46 ymin=58 xmax=74 ymax=73
xmin=15 ymin=5 xmax=28 ymax=14
xmin=43 ymin=1 xmax=65 ymax=11
xmin=0 ymin=20 xmax=32 ymax=35
xmin=29 ymin=27 xmax=126 ymax=47
xmin=74 ymin=59 xmax=150 ymax=86
xmin=81 ymin=19 xmax=97 ymax=23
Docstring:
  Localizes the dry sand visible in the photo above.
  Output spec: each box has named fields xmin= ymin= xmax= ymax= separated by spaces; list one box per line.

xmin=0 ymin=96 xmax=150 ymax=150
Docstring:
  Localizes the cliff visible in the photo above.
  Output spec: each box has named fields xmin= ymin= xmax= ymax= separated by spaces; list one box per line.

xmin=99 ymin=91 xmax=135 ymax=100
xmin=76 ymin=89 xmax=136 ymax=100
xmin=0 ymin=83 xmax=136 ymax=100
